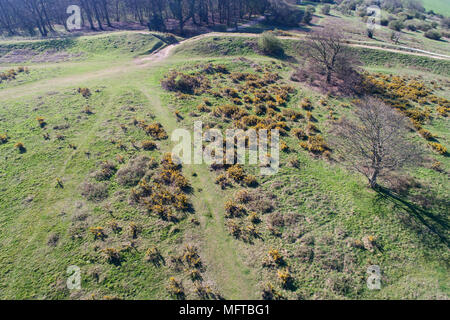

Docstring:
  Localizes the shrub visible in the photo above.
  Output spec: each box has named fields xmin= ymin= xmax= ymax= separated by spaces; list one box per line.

xmin=81 ymin=181 xmax=109 ymax=201
xmin=424 ymin=30 xmax=441 ymax=40
xmin=109 ymin=220 xmax=122 ymax=233
xmin=89 ymin=227 xmax=106 ymax=240
xmin=388 ymin=20 xmax=404 ymax=31
xmin=306 ymin=122 xmax=320 ymax=134
xmin=36 ymin=117 xmax=46 ymax=128
xmin=82 ymin=105 xmax=94 ymax=115
xmin=197 ymin=104 xmax=210 ymax=113
xmin=77 ymin=87 xmax=91 ymax=98
xmin=161 ymin=71 xmax=203 ymax=94
xmin=258 ymin=32 xmax=284 ymax=56
xmin=145 ymin=246 xmax=163 ymax=265
xmin=141 ymin=140 xmax=157 ymax=150
xmin=292 ymin=128 xmax=307 ymax=140
xmin=300 ymin=135 xmax=329 ymax=154
xmin=128 ymin=222 xmax=139 ymax=239
xmin=0 ymin=133 xmax=8 ymax=144
xmin=287 ymin=157 xmax=300 ymax=168
xmin=14 ymin=142 xmax=26 ymax=153
xmin=226 ymin=219 xmax=241 ymax=238
xmin=321 ymin=4 xmax=331 ymax=15
xmin=91 ymin=161 xmax=117 ymax=181
xmin=244 ymin=175 xmax=258 ymax=187
xmin=215 ymin=173 xmax=231 ymax=189
xmin=227 ymin=165 xmax=246 ymax=182
xmin=103 ymin=248 xmax=121 ymax=264
xmin=235 ymin=189 xmax=251 ymax=203
xmin=277 ymin=268 xmax=293 ymax=288
xmin=144 ymin=122 xmax=168 ymax=140
xmin=212 ymin=104 xmax=247 ymax=120
xmin=248 ymin=211 xmax=260 ymax=224
xmin=268 ymin=249 xmax=284 ymax=265
xmin=254 ymin=104 xmax=267 ymax=115
xmin=303 ymin=10 xmax=313 ymax=24
xmin=182 ymin=245 xmax=201 ymax=268
xmin=419 ymin=129 xmax=434 ymax=140
xmin=225 ymin=200 xmax=246 ymax=218
xmin=282 ymin=109 xmax=302 ymax=121
xmin=428 ymin=142 xmax=447 ymax=155
xmin=262 ymin=283 xmax=281 ymax=300
xmin=405 ymin=20 xmax=418 ymax=31
xmin=300 ymin=98 xmax=313 ymax=110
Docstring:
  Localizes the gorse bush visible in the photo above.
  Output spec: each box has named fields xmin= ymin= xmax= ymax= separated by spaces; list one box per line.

xmin=161 ymin=71 xmax=208 ymax=94
xmin=145 ymin=246 xmax=163 ymax=265
xmin=89 ymin=227 xmax=106 ymax=240
xmin=277 ymin=268 xmax=293 ymax=288
xmin=258 ymin=32 xmax=284 ymax=57
xmin=0 ymin=133 xmax=8 ymax=144
xmin=424 ymin=30 xmax=441 ymax=40
xmin=77 ymin=87 xmax=91 ymax=98
xmin=103 ymin=248 xmax=121 ymax=264
xmin=14 ymin=142 xmax=25 ymax=153
xmin=36 ymin=117 xmax=46 ymax=128
xmin=141 ymin=140 xmax=157 ymax=150
xmin=142 ymin=122 xmax=168 ymax=140
xmin=428 ymin=142 xmax=447 ymax=155
xmin=167 ymin=277 xmax=184 ymax=299
xmin=268 ymin=249 xmax=284 ymax=265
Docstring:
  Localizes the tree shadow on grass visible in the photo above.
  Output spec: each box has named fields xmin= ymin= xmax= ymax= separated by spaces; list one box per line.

xmin=374 ymin=185 xmax=449 ymax=248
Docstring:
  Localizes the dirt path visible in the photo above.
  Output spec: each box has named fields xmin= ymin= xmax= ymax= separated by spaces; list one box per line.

xmin=135 ymin=31 xmax=450 ymax=62
xmin=1 ymin=30 xmax=447 ymax=101
xmin=138 ymin=84 xmax=259 ymax=299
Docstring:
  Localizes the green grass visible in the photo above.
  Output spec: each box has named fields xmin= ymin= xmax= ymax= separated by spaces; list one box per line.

xmin=422 ymin=0 xmax=450 ymax=16
xmin=0 ymin=30 xmax=448 ymax=300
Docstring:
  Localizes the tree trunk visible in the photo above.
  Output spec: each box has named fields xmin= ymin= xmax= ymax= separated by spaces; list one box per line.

xmin=369 ymin=170 xmax=379 ymax=189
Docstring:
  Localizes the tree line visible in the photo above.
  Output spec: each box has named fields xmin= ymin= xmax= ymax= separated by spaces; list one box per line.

xmin=0 ymin=0 xmax=306 ymax=37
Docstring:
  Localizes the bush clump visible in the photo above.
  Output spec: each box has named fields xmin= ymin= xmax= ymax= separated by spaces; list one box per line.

xmin=388 ymin=20 xmax=404 ymax=31
xmin=424 ymin=30 xmax=441 ymax=40
xmin=81 ymin=181 xmax=109 ymax=201
xmin=77 ymin=87 xmax=91 ymax=99
xmin=161 ymin=71 xmax=204 ymax=94
xmin=14 ymin=142 xmax=26 ymax=153
xmin=258 ymin=32 xmax=284 ymax=57
xmin=141 ymin=140 xmax=157 ymax=150
xmin=428 ymin=142 xmax=447 ymax=155
xmin=0 ymin=133 xmax=8 ymax=144
xmin=321 ymin=4 xmax=331 ymax=15
xmin=117 ymin=155 xmax=153 ymax=186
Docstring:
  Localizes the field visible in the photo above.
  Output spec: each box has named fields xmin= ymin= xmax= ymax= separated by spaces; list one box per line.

xmin=422 ymin=0 xmax=450 ymax=16
xmin=0 ymin=3 xmax=449 ymax=300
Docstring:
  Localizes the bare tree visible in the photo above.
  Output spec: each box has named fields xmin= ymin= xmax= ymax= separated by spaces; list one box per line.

xmin=304 ymin=28 xmax=356 ymax=84
xmin=330 ymin=97 xmax=422 ymax=188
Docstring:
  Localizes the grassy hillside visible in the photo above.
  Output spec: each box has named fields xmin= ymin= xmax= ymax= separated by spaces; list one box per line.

xmin=422 ymin=0 xmax=450 ymax=16
xmin=0 ymin=29 xmax=449 ymax=300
